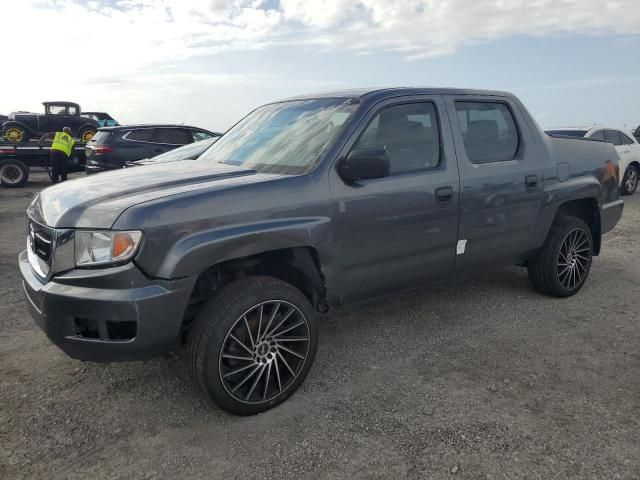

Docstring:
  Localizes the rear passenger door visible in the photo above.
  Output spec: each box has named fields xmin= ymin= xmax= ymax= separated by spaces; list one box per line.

xmin=444 ymin=96 xmax=545 ymax=274
xmin=330 ymin=96 xmax=460 ymax=303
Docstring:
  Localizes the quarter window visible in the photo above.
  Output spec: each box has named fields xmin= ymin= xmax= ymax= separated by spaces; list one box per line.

xmin=604 ymin=130 xmax=622 ymax=146
xmin=191 ymin=129 xmax=215 ymax=142
xmin=455 ymin=101 xmax=519 ymax=163
xmin=155 ymin=128 xmax=192 ymax=145
xmin=619 ymin=131 xmax=635 ymax=145
xmin=590 ymin=130 xmax=605 ymax=141
xmin=351 ymin=102 xmax=441 ymax=174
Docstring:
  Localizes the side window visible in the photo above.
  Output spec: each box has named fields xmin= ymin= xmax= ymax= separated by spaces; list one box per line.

xmin=155 ymin=128 xmax=192 ymax=145
xmin=48 ymin=105 xmax=67 ymax=115
xmin=351 ymin=102 xmax=441 ymax=174
xmin=590 ymin=130 xmax=605 ymax=141
xmin=68 ymin=106 xmax=78 ymax=115
xmin=604 ymin=130 xmax=622 ymax=146
xmin=455 ymin=101 xmax=519 ymax=163
xmin=618 ymin=131 xmax=635 ymax=145
xmin=125 ymin=129 xmax=154 ymax=142
xmin=191 ymin=129 xmax=214 ymax=142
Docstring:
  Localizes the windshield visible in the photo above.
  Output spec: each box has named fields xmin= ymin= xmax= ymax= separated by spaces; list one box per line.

xmin=142 ymin=137 xmax=217 ymax=163
xmin=546 ymin=130 xmax=588 ymax=138
xmin=198 ymin=98 xmax=358 ymax=175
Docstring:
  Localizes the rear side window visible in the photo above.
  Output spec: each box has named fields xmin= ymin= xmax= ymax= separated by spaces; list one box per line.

xmin=455 ymin=101 xmax=519 ymax=163
xmin=68 ymin=106 xmax=78 ymax=115
xmin=351 ymin=102 xmax=441 ymax=174
xmin=590 ymin=130 xmax=605 ymax=140
xmin=619 ymin=131 xmax=635 ymax=145
xmin=604 ymin=130 xmax=622 ymax=146
xmin=125 ymin=129 xmax=154 ymax=142
xmin=155 ymin=128 xmax=192 ymax=145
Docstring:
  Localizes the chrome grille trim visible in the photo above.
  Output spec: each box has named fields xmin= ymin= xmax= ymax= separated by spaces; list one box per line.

xmin=26 ymin=217 xmax=75 ymax=281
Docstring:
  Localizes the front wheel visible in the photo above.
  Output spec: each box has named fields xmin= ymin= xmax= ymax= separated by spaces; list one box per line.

xmin=188 ymin=276 xmax=318 ymax=415
xmin=3 ymin=126 xmax=28 ymax=143
xmin=621 ymin=164 xmax=638 ymax=196
xmin=527 ymin=216 xmax=593 ymax=297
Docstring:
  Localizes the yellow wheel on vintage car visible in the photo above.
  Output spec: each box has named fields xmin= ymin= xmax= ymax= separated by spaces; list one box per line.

xmin=4 ymin=127 xmax=26 ymax=143
xmin=81 ymin=129 xmax=96 ymax=143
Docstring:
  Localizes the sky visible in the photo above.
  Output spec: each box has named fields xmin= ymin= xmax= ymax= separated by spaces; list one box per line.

xmin=4 ymin=0 xmax=640 ymax=133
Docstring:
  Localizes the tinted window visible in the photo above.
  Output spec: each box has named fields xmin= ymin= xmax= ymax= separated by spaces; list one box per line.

xmin=90 ymin=131 xmax=112 ymax=145
xmin=604 ymin=130 xmax=622 ymax=146
xmin=590 ymin=130 xmax=605 ymax=140
xmin=456 ymin=102 xmax=519 ymax=163
xmin=155 ymin=128 xmax=192 ymax=145
xmin=351 ymin=102 xmax=440 ymax=174
xmin=191 ymin=129 xmax=215 ymax=142
xmin=619 ymin=131 xmax=635 ymax=145
xmin=126 ymin=129 xmax=154 ymax=142
xmin=546 ymin=130 xmax=588 ymax=138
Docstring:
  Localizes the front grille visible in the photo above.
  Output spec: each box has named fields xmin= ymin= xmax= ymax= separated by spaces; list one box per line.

xmin=27 ymin=219 xmax=55 ymax=279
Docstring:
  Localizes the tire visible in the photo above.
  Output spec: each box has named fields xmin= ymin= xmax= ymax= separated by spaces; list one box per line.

xmin=3 ymin=126 xmax=28 ymax=143
xmin=0 ymin=159 xmax=29 ymax=188
xmin=188 ymin=275 xmax=318 ymax=415
xmin=78 ymin=127 xmax=97 ymax=143
xmin=527 ymin=216 xmax=593 ymax=298
xmin=621 ymin=164 xmax=638 ymax=196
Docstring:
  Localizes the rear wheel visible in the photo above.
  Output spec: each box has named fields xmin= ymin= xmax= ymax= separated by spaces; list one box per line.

xmin=188 ymin=276 xmax=318 ymax=415
xmin=3 ymin=126 xmax=28 ymax=143
xmin=621 ymin=164 xmax=638 ymax=195
xmin=79 ymin=128 xmax=97 ymax=143
xmin=527 ymin=216 xmax=593 ymax=297
xmin=0 ymin=159 xmax=29 ymax=188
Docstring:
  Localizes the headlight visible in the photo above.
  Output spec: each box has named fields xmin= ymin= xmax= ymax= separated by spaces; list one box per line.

xmin=75 ymin=230 xmax=142 ymax=267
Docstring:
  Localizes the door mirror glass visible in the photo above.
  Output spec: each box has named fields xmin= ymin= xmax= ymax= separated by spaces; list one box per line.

xmin=339 ymin=148 xmax=390 ymax=183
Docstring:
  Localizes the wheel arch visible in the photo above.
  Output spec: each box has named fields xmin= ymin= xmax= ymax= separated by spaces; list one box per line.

xmin=555 ymin=197 xmax=601 ymax=255
xmin=2 ymin=121 xmax=38 ymax=139
xmin=184 ymin=246 xmax=328 ymax=328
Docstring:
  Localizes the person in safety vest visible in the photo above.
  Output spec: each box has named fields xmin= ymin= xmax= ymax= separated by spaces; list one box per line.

xmin=39 ymin=127 xmax=76 ymax=184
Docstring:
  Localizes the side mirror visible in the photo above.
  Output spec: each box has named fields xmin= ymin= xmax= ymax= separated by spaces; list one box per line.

xmin=339 ymin=148 xmax=390 ymax=183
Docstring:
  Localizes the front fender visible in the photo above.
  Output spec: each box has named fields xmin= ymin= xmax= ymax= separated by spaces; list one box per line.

xmin=151 ymin=216 xmax=332 ymax=279
xmin=530 ymin=176 xmax=602 ymax=248
xmin=74 ymin=122 xmax=99 ymax=135
xmin=2 ymin=121 xmax=39 ymax=137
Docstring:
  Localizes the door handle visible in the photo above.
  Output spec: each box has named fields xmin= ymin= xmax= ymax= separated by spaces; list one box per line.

xmin=435 ymin=186 xmax=454 ymax=203
xmin=525 ymin=175 xmax=538 ymax=190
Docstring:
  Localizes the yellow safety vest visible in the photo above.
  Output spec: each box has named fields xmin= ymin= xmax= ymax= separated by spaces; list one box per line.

xmin=51 ymin=132 xmax=75 ymax=157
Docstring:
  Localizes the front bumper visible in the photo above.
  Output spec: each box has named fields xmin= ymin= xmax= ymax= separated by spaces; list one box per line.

xmin=601 ymin=199 xmax=624 ymax=234
xmin=20 ymin=251 xmax=196 ymax=362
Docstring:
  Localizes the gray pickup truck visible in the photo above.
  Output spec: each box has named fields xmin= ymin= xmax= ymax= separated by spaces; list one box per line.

xmin=20 ymin=88 xmax=623 ymax=415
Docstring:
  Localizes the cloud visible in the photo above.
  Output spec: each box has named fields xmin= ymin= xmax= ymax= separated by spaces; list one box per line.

xmin=4 ymin=0 xmax=640 ymax=128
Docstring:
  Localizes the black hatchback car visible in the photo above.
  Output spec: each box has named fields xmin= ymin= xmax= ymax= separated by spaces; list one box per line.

xmin=85 ymin=124 xmax=221 ymax=174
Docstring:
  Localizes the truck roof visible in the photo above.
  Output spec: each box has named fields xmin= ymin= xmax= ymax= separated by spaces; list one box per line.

xmin=278 ymin=87 xmax=515 ymax=102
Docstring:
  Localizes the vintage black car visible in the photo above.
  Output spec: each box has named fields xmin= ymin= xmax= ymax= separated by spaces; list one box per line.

xmin=1 ymin=101 xmax=100 ymax=143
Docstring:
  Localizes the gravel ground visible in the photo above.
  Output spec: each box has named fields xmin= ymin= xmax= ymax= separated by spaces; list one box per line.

xmin=1 ymin=171 xmax=639 ymax=480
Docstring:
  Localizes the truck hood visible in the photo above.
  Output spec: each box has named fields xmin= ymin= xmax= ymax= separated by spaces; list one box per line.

xmin=28 ymin=160 xmax=285 ymax=228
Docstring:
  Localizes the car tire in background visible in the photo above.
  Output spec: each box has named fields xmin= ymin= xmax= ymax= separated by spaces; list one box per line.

xmin=3 ymin=126 xmax=28 ymax=143
xmin=78 ymin=127 xmax=97 ymax=143
xmin=188 ymin=275 xmax=318 ymax=415
xmin=621 ymin=164 xmax=638 ymax=196
xmin=527 ymin=216 xmax=593 ymax=298
xmin=0 ymin=159 xmax=29 ymax=188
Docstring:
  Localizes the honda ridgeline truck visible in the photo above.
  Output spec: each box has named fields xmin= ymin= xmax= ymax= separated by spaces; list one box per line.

xmin=20 ymin=88 xmax=623 ymax=415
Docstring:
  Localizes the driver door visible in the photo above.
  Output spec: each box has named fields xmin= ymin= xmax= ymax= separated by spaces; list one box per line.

xmin=329 ymin=96 xmax=460 ymax=304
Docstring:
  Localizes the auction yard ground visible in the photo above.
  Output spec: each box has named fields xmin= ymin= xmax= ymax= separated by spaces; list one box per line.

xmin=1 ymin=172 xmax=639 ymax=479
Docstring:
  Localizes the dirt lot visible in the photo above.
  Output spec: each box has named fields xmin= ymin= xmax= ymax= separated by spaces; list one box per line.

xmin=1 ymin=171 xmax=639 ymax=479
